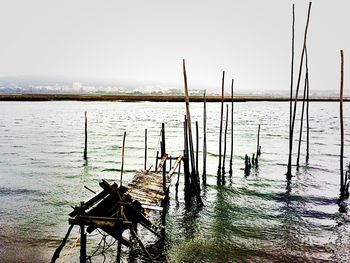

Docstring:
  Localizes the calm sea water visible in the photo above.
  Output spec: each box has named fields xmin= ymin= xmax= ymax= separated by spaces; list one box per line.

xmin=0 ymin=101 xmax=349 ymax=262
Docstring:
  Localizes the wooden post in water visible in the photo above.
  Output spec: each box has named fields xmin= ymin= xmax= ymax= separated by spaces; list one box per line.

xmin=296 ymin=68 xmax=308 ymax=168
xmin=120 ymin=131 xmax=126 ymax=186
xmin=287 ymin=2 xmax=312 ymax=180
xmin=287 ymin=4 xmax=295 ymax=179
xmin=222 ymin=104 xmax=229 ymax=181
xmin=255 ymin=124 xmax=261 ymax=165
xmin=80 ymin=224 xmax=86 ymax=263
xmin=195 ymin=121 xmax=199 ymax=177
xmin=340 ymin=50 xmax=345 ymax=198
xmin=84 ymin=111 xmax=87 ymax=161
xmin=144 ymin=128 xmax=147 ymax=171
xmin=155 ymin=151 xmax=159 ymax=172
xmin=306 ymin=48 xmax=310 ymax=164
xmin=217 ymin=71 xmax=225 ymax=183
xmin=183 ymin=116 xmax=191 ymax=203
xmin=182 ymin=59 xmax=203 ymax=206
xmin=161 ymin=123 xmax=166 ymax=193
xmin=202 ymin=91 xmax=207 ymax=184
xmin=116 ymin=240 xmax=122 ymax=263
xmin=229 ymin=79 xmax=234 ymax=177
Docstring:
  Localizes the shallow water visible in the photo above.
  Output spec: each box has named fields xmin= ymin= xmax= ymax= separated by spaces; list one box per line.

xmin=0 ymin=101 xmax=349 ymax=262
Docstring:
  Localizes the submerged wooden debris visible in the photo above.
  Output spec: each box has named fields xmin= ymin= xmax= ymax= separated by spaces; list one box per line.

xmin=52 ymin=154 xmax=183 ymax=263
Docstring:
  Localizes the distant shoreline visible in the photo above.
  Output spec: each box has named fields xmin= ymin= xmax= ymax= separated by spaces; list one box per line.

xmin=0 ymin=93 xmax=349 ymax=102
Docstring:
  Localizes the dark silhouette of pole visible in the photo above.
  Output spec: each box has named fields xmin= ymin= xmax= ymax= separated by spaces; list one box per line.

xmin=287 ymin=4 xmax=295 ymax=179
xmin=202 ymin=91 xmax=207 ymax=184
xmin=144 ymin=128 xmax=147 ymax=171
xmin=195 ymin=121 xmax=199 ymax=177
xmin=229 ymin=79 xmax=234 ymax=177
xmin=287 ymin=2 xmax=312 ymax=180
xmin=296 ymin=70 xmax=308 ymax=168
xmin=222 ymin=104 xmax=229 ymax=181
xmin=256 ymin=124 xmax=261 ymax=165
xmin=84 ymin=111 xmax=87 ymax=161
xmin=340 ymin=50 xmax=345 ymax=198
xmin=120 ymin=131 xmax=126 ymax=186
xmin=217 ymin=71 xmax=225 ymax=183
xmin=306 ymin=48 xmax=310 ymax=164
xmin=182 ymin=59 xmax=203 ymax=206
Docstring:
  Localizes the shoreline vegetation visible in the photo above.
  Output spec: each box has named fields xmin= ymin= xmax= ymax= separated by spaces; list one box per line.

xmin=0 ymin=93 xmax=349 ymax=102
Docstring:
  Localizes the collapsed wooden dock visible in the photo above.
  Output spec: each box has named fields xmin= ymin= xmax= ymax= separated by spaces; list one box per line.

xmin=52 ymin=152 xmax=183 ymax=263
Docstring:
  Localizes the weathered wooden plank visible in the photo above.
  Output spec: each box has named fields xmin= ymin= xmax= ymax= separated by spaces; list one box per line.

xmin=156 ymin=154 xmax=168 ymax=172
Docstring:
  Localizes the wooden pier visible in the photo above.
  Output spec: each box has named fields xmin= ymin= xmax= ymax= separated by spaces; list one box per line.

xmin=52 ymin=149 xmax=183 ymax=263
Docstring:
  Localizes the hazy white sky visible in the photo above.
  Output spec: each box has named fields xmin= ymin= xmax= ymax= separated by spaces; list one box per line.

xmin=0 ymin=0 xmax=349 ymax=92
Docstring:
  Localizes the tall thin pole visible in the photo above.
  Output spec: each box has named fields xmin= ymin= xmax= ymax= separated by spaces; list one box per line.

xmin=296 ymin=70 xmax=308 ymax=168
xmin=202 ymin=91 xmax=207 ymax=184
xmin=229 ymin=79 xmax=234 ymax=177
xmin=161 ymin=123 xmax=166 ymax=193
xmin=120 ymin=131 xmax=126 ymax=186
xmin=195 ymin=121 xmax=199 ymax=177
xmin=340 ymin=50 xmax=345 ymax=198
xmin=287 ymin=4 xmax=295 ymax=178
xmin=84 ymin=111 xmax=87 ymax=161
xmin=256 ymin=124 xmax=261 ymax=164
xmin=144 ymin=128 xmax=147 ymax=171
xmin=217 ymin=71 xmax=225 ymax=183
xmin=306 ymin=48 xmax=310 ymax=164
xmin=288 ymin=2 xmax=312 ymax=180
xmin=182 ymin=59 xmax=203 ymax=206
xmin=222 ymin=104 xmax=229 ymax=180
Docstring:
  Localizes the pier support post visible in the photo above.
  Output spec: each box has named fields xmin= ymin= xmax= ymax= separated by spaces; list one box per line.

xmin=80 ymin=225 xmax=86 ymax=263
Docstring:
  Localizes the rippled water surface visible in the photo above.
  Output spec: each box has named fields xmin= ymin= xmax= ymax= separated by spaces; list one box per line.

xmin=0 ymin=101 xmax=350 ymax=262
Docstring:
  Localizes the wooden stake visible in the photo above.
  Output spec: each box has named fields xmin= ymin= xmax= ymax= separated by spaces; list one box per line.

xmin=116 ymin=240 xmax=122 ymax=263
xmin=296 ymin=68 xmax=308 ymax=168
xmin=182 ymin=59 xmax=203 ymax=206
xmin=305 ymin=48 xmax=310 ymax=164
xmin=183 ymin=116 xmax=191 ymax=203
xmin=256 ymin=124 xmax=261 ymax=164
xmin=222 ymin=104 xmax=229 ymax=181
xmin=340 ymin=50 xmax=345 ymax=198
xmin=84 ymin=111 xmax=87 ymax=160
xmin=80 ymin=225 xmax=86 ymax=263
xmin=229 ymin=79 xmax=234 ymax=177
xmin=195 ymin=121 xmax=199 ymax=177
xmin=161 ymin=123 xmax=166 ymax=193
xmin=288 ymin=2 xmax=312 ymax=180
xmin=287 ymin=4 xmax=295 ymax=178
xmin=217 ymin=71 xmax=225 ymax=183
xmin=120 ymin=131 xmax=126 ymax=186
xmin=144 ymin=128 xmax=147 ymax=171
xmin=202 ymin=91 xmax=207 ymax=184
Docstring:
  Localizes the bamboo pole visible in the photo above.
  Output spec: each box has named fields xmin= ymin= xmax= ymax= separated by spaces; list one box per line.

xmin=229 ymin=79 xmax=234 ymax=176
xmin=195 ymin=121 xmax=199 ymax=177
xmin=120 ymin=131 xmax=126 ymax=186
xmin=287 ymin=2 xmax=312 ymax=180
xmin=202 ymin=91 xmax=207 ymax=184
xmin=222 ymin=104 xmax=229 ymax=180
xmin=256 ymin=124 xmax=261 ymax=164
xmin=296 ymin=71 xmax=308 ymax=168
xmin=182 ymin=60 xmax=203 ymax=206
xmin=161 ymin=123 xmax=166 ymax=193
xmin=217 ymin=71 xmax=225 ymax=183
xmin=340 ymin=50 xmax=345 ymax=198
xmin=306 ymin=48 xmax=310 ymax=164
xmin=183 ymin=116 xmax=191 ymax=203
xmin=144 ymin=128 xmax=147 ymax=171
xmin=84 ymin=111 xmax=87 ymax=160
xmin=286 ymin=4 xmax=295 ymax=178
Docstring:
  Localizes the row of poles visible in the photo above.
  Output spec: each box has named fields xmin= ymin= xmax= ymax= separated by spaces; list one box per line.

xmin=286 ymin=2 xmax=349 ymax=201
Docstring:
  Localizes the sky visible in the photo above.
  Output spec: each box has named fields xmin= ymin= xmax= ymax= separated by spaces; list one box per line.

xmin=0 ymin=0 xmax=349 ymax=93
